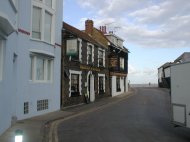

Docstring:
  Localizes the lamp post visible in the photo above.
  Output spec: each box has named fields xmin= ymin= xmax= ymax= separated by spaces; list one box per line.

xmin=15 ymin=129 xmax=23 ymax=142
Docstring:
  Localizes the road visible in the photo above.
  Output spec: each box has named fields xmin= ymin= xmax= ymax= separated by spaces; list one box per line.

xmin=57 ymin=88 xmax=190 ymax=142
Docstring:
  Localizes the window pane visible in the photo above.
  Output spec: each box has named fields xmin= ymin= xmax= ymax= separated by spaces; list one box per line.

xmin=71 ymin=74 xmax=79 ymax=93
xmin=44 ymin=11 xmax=52 ymax=43
xmin=99 ymin=50 xmax=103 ymax=66
xmin=36 ymin=57 xmax=45 ymax=80
xmin=32 ymin=7 xmax=41 ymax=39
xmin=88 ymin=46 xmax=92 ymax=63
xmin=45 ymin=0 xmax=52 ymax=8
xmin=47 ymin=60 xmax=51 ymax=80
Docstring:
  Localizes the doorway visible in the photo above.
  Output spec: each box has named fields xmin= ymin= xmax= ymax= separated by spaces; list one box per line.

xmin=87 ymin=72 xmax=95 ymax=102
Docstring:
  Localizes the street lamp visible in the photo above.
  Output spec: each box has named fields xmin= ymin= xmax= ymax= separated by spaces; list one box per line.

xmin=15 ymin=129 xmax=23 ymax=142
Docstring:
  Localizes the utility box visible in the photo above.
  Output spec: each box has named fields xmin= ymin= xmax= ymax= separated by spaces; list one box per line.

xmin=171 ymin=61 xmax=190 ymax=127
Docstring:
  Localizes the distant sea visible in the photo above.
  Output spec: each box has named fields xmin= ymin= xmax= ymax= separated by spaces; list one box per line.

xmin=130 ymin=84 xmax=158 ymax=88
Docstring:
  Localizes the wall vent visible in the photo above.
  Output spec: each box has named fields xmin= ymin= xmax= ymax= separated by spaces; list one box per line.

xmin=24 ymin=102 xmax=29 ymax=114
xmin=37 ymin=99 xmax=48 ymax=111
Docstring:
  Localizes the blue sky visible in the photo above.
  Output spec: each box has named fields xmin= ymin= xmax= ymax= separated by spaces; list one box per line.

xmin=63 ymin=0 xmax=190 ymax=84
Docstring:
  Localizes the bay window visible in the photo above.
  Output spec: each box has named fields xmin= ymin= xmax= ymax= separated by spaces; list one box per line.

xmin=30 ymin=54 xmax=53 ymax=82
xmin=44 ymin=11 xmax=52 ymax=42
xmin=32 ymin=0 xmax=55 ymax=44
xmin=32 ymin=7 xmax=42 ymax=39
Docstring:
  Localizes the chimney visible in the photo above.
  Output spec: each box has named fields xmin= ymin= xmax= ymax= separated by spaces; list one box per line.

xmin=85 ymin=20 xmax=93 ymax=35
xmin=99 ymin=26 xmax=107 ymax=34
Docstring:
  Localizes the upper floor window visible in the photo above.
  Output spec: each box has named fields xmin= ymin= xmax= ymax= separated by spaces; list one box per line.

xmin=98 ymin=49 xmax=105 ymax=67
xmin=32 ymin=0 xmax=55 ymax=44
xmin=30 ymin=54 xmax=53 ymax=82
xmin=0 ymin=40 xmax=3 ymax=81
xmin=87 ymin=45 xmax=92 ymax=64
xmin=120 ymin=57 xmax=124 ymax=70
xmin=87 ymin=43 xmax=94 ymax=64
xmin=99 ymin=50 xmax=103 ymax=66
xmin=66 ymin=39 xmax=80 ymax=61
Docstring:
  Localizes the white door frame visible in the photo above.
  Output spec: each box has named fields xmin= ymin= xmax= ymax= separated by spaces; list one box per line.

xmin=87 ymin=71 xmax=95 ymax=102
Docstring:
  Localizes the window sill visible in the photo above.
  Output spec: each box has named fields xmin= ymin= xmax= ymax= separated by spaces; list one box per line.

xmin=30 ymin=38 xmax=54 ymax=46
xmin=29 ymin=80 xmax=53 ymax=84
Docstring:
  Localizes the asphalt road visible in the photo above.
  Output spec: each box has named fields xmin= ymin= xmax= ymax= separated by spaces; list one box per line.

xmin=57 ymin=88 xmax=190 ymax=142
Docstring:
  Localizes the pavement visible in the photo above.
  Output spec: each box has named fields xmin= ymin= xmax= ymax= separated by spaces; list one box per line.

xmin=0 ymin=89 xmax=134 ymax=142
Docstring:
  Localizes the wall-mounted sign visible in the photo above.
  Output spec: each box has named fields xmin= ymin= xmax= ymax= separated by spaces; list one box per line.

xmin=80 ymin=65 xmax=100 ymax=72
xmin=110 ymin=72 xmax=127 ymax=77
xmin=109 ymin=57 xmax=117 ymax=67
xmin=66 ymin=39 xmax=78 ymax=56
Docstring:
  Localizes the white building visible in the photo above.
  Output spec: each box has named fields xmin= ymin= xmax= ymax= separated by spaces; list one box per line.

xmin=0 ymin=0 xmax=63 ymax=135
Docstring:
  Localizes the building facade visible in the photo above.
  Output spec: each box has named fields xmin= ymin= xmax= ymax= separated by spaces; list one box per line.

xmin=61 ymin=22 xmax=110 ymax=107
xmin=105 ymin=32 xmax=129 ymax=97
xmin=0 ymin=0 xmax=63 ymax=135
xmin=83 ymin=20 xmax=129 ymax=97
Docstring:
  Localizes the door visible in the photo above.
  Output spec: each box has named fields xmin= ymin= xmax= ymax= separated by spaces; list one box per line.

xmin=88 ymin=74 xmax=95 ymax=102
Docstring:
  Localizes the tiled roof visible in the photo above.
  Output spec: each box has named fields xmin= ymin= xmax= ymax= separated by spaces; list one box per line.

xmin=63 ymin=22 xmax=100 ymax=46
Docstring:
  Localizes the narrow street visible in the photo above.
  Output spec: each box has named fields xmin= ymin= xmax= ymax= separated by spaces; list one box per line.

xmin=57 ymin=88 xmax=190 ymax=142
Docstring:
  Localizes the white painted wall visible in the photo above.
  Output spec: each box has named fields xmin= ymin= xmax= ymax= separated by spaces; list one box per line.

xmin=171 ymin=62 xmax=190 ymax=128
xmin=0 ymin=0 xmax=63 ymax=135
xmin=111 ymin=76 xmax=128 ymax=97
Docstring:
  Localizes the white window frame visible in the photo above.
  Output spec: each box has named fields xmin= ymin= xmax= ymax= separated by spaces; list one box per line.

xmin=98 ymin=74 xmax=105 ymax=94
xmin=98 ymin=48 xmax=105 ymax=67
xmin=30 ymin=53 xmax=54 ymax=83
xmin=87 ymin=43 xmax=94 ymax=64
xmin=31 ymin=0 xmax=55 ymax=44
xmin=0 ymin=40 xmax=3 ymax=81
xmin=69 ymin=70 xmax=82 ymax=97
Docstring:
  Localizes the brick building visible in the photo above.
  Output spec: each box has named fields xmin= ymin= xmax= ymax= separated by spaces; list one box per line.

xmin=61 ymin=22 xmax=110 ymax=107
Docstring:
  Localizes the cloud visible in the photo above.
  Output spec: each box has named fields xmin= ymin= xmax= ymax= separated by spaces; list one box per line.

xmin=77 ymin=0 xmax=190 ymax=48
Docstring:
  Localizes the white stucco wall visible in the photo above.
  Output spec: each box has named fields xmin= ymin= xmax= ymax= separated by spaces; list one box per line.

xmin=0 ymin=0 xmax=63 ymax=135
xmin=111 ymin=76 xmax=128 ymax=97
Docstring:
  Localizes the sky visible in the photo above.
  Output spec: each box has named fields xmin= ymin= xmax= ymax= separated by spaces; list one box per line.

xmin=63 ymin=0 xmax=190 ymax=84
